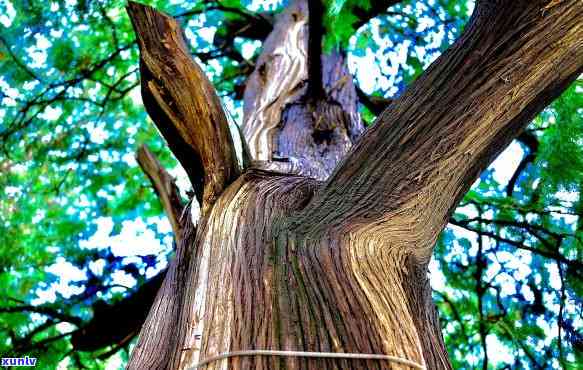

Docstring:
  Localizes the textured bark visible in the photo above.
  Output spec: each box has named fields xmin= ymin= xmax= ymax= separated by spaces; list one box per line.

xmin=126 ymin=2 xmax=235 ymax=367
xmin=126 ymin=0 xmax=583 ymax=369
xmin=173 ymin=171 xmax=441 ymax=369
xmin=242 ymin=0 xmax=364 ymax=180
xmin=128 ymin=201 xmax=197 ymax=369
xmin=293 ymin=0 xmax=583 ymax=262
xmin=127 ymin=2 xmax=240 ymax=212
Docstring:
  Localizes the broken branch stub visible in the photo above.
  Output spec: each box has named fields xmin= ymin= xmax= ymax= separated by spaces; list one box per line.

xmin=127 ymin=1 xmax=240 ymax=212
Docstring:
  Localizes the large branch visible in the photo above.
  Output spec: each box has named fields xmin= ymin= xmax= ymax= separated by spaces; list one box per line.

xmin=137 ymin=144 xmax=184 ymax=243
xmin=293 ymin=0 xmax=583 ymax=262
xmin=127 ymin=1 xmax=240 ymax=212
xmin=71 ymin=271 xmax=166 ymax=352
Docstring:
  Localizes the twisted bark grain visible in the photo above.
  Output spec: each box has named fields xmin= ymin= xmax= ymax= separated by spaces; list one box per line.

xmin=126 ymin=1 xmax=583 ymax=369
xmin=293 ymin=0 xmax=583 ymax=261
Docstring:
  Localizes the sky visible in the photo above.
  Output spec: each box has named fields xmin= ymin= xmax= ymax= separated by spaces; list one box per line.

xmin=42 ymin=12 xmax=531 ymax=369
xmin=28 ymin=0 xmax=483 ymax=309
xmin=2 ymin=0 xmax=578 ymax=368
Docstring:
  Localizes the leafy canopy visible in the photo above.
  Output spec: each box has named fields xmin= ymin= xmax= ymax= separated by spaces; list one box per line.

xmin=0 ymin=0 xmax=581 ymax=368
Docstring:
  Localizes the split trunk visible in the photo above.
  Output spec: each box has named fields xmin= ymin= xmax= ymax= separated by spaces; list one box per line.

xmin=125 ymin=1 xmax=583 ymax=369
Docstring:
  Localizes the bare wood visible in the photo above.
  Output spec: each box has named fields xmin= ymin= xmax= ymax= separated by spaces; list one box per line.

xmin=242 ymin=0 xmax=364 ymax=179
xmin=126 ymin=1 xmax=582 ymax=370
xmin=127 ymin=1 xmax=240 ymax=212
xmin=293 ymin=0 xmax=583 ymax=261
xmin=241 ymin=0 xmax=309 ymax=162
xmin=136 ymin=144 xmax=184 ymax=244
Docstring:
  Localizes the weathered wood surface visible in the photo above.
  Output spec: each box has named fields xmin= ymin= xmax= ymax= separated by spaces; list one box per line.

xmin=128 ymin=1 xmax=240 ymax=212
xmin=242 ymin=0 xmax=363 ymax=180
xmin=126 ymin=0 xmax=583 ymax=369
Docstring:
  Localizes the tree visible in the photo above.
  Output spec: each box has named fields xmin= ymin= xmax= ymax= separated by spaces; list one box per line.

xmin=123 ymin=0 xmax=582 ymax=368
xmin=0 ymin=0 xmax=581 ymax=369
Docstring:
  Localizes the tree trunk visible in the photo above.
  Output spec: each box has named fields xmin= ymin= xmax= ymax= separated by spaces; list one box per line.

xmin=125 ymin=0 xmax=583 ymax=369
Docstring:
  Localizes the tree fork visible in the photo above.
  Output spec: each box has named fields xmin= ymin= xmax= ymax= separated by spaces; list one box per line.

xmin=242 ymin=0 xmax=364 ymax=179
xmin=293 ymin=0 xmax=583 ymax=247
xmin=126 ymin=2 xmax=236 ymax=367
xmin=125 ymin=1 xmax=583 ymax=369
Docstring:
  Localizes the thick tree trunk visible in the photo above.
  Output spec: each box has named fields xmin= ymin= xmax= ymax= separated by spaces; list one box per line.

xmin=126 ymin=0 xmax=582 ymax=369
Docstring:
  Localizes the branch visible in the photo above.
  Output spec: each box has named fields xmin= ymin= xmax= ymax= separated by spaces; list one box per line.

xmin=506 ymin=131 xmax=540 ymax=196
xmin=128 ymin=203 xmax=198 ymax=368
xmin=496 ymin=320 xmax=543 ymax=369
xmin=505 ymin=152 xmax=536 ymax=197
xmin=0 ymin=43 xmax=132 ymax=145
xmin=433 ymin=290 xmax=469 ymax=343
xmin=12 ymin=320 xmax=57 ymax=352
xmin=449 ymin=218 xmax=583 ymax=276
xmin=205 ymin=7 xmax=273 ymax=41
xmin=516 ymin=130 xmax=539 ymax=153
xmin=177 ymin=2 xmax=271 ymax=29
xmin=233 ymin=123 xmax=252 ymax=169
xmin=454 ymin=216 xmax=571 ymax=241
xmin=0 ymin=305 xmax=83 ymax=326
xmin=14 ymin=330 xmax=74 ymax=353
xmin=352 ymin=1 xmax=403 ymax=31
xmin=127 ymin=1 xmax=240 ymax=212
xmin=241 ymin=0 xmax=310 ymax=162
xmin=460 ymin=197 xmax=582 ymax=217
xmin=556 ymin=255 xmax=567 ymax=367
xmin=0 ymin=35 xmax=41 ymax=82
xmin=475 ymin=214 xmax=489 ymax=370
xmin=71 ymin=271 xmax=166 ymax=352
xmin=241 ymin=0 xmax=364 ymax=178
xmin=137 ymin=145 xmax=184 ymax=243
xmin=292 ymin=1 xmax=583 ymax=262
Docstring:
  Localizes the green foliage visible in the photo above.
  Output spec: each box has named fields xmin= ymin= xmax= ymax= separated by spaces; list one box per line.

xmin=0 ymin=0 xmax=581 ymax=369
xmin=323 ymin=0 xmax=364 ymax=50
xmin=437 ymin=81 xmax=583 ymax=367
xmin=538 ymin=82 xmax=583 ymax=193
